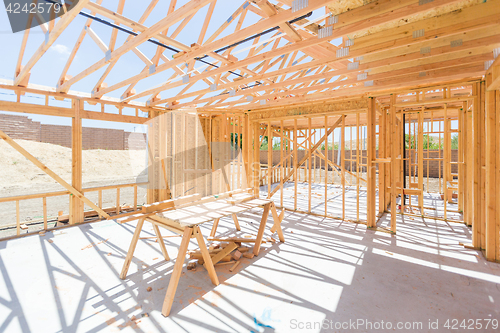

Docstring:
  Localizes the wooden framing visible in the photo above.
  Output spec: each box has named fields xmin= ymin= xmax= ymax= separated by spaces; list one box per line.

xmin=1 ymin=0 xmax=500 ymax=262
xmin=390 ymin=94 xmax=397 ymax=233
xmin=70 ymin=99 xmax=84 ymax=224
xmin=485 ymin=88 xmax=498 ymax=260
xmin=367 ymin=97 xmax=376 ymax=228
xmin=4 ymin=0 xmax=498 ymax=109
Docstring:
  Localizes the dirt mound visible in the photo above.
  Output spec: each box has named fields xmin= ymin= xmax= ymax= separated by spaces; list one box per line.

xmin=0 ymin=139 xmax=146 ymax=189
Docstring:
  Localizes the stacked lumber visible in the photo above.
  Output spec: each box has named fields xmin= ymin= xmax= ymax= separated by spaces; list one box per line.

xmin=186 ymin=241 xmax=256 ymax=272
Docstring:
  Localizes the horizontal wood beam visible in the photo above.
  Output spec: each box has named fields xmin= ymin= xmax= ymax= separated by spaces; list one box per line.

xmin=249 ymin=99 xmax=368 ymax=121
xmin=394 ymin=96 xmax=475 ymax=107
xmin=0 ymin=79 xmax=157 ymax=110
xmin=0 ymin=100 xmax=148 ymax=124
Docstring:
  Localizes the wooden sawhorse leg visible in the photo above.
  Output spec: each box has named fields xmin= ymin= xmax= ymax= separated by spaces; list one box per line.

xmin=269 ymin=203 xmax=285 ymax=242
xmin=270 ymin=208 xmax=284 ymax=233
xmin=253 ymin=203 xmax=271 ymax=256
xmin=120 ymin=217 xmax=145 ymax=280
xmin=162 ymin=227 xmax=193 ymax=317
xmin=210 ymin=214 xmax=241 ymax=237
xmin=231 ymin=214 xmax=241 ymax=231
xmin=153 ymin=224 xmax=170 ymax=261
xmin=210 ymin=218 xmax=220 ymax=237
xmin=193 ymin=226 xmax=219 ymax=286
xmin=162 ymin=226 xmax=220 ymax=317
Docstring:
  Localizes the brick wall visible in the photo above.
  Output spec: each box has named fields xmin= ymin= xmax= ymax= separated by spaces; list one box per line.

xmin=40 ymin=124 xmax=72 ymax=148
xmin=82 ymin=127 xmax=125 ymax=150
xmin=261 ymin=149 xmax=458 ymax=178
xmin=0 ymin=113 xmax=147 ymax=150
xmin=0 ymin=113 xmax=41 ymax=141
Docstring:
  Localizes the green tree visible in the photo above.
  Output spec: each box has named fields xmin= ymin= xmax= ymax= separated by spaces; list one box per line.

xmin=259 ymin=136 xmax=289 ymax=150
xmin=451 ymin=134 xmax=459 ymax=150
xmin=319 ymin=142 xmax=338 ymax=150
xmin=230 ymin=133 xmax=242 ymax=149
xmin=405 ymin=134 xmax=442 ymax=149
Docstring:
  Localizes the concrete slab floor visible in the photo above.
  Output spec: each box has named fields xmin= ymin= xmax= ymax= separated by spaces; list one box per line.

xmin=0 ymin=208 xmax=499 ymax=332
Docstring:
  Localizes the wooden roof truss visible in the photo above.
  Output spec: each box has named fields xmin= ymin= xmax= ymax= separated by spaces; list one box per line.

xmin=10 ymin=0 xmax=500 ymax=113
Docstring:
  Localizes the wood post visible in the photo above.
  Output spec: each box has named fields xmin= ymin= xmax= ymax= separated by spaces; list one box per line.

xmin=418 ymin=109 xmax=424 ymax=210
xmin=16 ymin=201 xmax=20 ymax=235
xmin=443 ymin=104 xmax=448 ymax=219
xmin=160 ymin=113 xmax=169 ymax=201
xmin=386 ymin=105 xmax=392 ymax=208
xmin=471 ymin=80 xmax=498 ymax=260
xmin=485 ymin=88 xmax=497 ymax=261
xmin=357 ymin=113 xmax=361 ymax=221
xmin=243 ymin=113 xmax=250 ymax=189
xmin=367 ymin=98 xmax=376 ymax=228
xmin=341 ymin=115 xmax=345 ymax=221
xmin=253 ymin=122 xmax=260 ymax=198
xmin=399 ymin=107 xmax=405 ymax=212
xmin=479 ymin=82 xmax=487 ymax=248
xmin=496 ymin=89 xmax=500 ymax=261
xmin=280 ymin=120 xmax=284 ymax=207
xmin=293 ymin=119 xmax=298 ymax=210
xmin=463 ymin=102 xmax=470 ymax=225
xmin=147 ymin=111 xmax=159 ymax=204
xmin=379 ymin=105 xmax=386 ymax=214
xmin=390 ymin=95 xmax=397 ymax=233
xmin=71 ymin=99 xmax=84 ymax=224
xmin=268 ymin=121 xmax=272 ymax=195
xmin=465 ymin=99 xmax=473 ymax=227
xmin=458 ymin=104 xmax=465 ymax=213
xmin=116 ymin=188 xmax=120 ymax=215
xmin=43 ymin=197 xmax=47 ymax=230
xmin=308 ymin=117 xmax=312 ymax=212
xmin=324 ymin=116 xmax=328 ymax=216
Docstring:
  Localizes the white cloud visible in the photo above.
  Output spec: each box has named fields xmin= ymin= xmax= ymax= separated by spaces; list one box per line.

xmin=52 ymin=44 xmax=70 ymax=56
